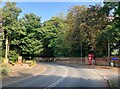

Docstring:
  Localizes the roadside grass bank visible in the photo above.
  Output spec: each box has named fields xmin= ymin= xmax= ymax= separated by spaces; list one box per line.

xmin=0 ymin=59 xmax=37 ymax=78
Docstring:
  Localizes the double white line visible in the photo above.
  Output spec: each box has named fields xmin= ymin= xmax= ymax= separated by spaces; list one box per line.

xmin=47 ymin=66 xmax=69 ymax=88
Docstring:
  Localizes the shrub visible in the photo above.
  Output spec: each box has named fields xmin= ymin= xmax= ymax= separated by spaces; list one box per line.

xmin=1 ymin=57 xmax=5 ymax=63
xmin=26 ymin=60 xmax=36 ymax=67
xmin=22 ymin=59 xmax=26 ymax=63
xmin=1 ymin=68 xmax=8 ymax=76
xmin=32 ymin=60 xmax=36 ymax=66
xmin=8 ymin=50 xmax=19 ymax=62
xmin=0 ymin=65 xmax=11 ymax=76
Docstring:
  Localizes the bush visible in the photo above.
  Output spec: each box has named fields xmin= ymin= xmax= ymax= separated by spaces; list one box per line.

xmin=22 ymin=59 xmax=26 ymax=63
xmin=8 ymin=50 xmax=19 ymax=62
xmin=9 ymin=61 xmax=15 ymax=66
xmin=0 ymin=65 xmax=10 ymax=76
xmin=26 ymin=60 xmax=36 ymax=67
xmin=1 ymin=68 xmax=8 ymax=76
xmin=1 ymin=57 xmax=5 ymax=63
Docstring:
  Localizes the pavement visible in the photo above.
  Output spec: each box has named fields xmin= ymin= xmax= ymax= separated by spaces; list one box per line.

xmin=2 ymin=62 xmax=113 ymax=89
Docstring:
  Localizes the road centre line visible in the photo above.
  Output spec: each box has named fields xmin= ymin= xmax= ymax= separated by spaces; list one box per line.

xmin=47 ymin=66 xmax=69 ymax=88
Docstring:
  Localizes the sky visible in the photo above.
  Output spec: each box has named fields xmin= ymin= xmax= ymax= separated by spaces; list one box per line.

xmin=2 ymin=2 xmax=103 ymax=22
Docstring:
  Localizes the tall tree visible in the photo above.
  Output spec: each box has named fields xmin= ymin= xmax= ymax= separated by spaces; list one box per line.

xmin=66 ymin=5 xmax=88 ymax=57
xmin=17 ymin=13 xmax=43 ymax=59
xmin=66 ymin=5 xmax=108 ymax=56
xmin=2 ymin=2 xmax=21 ymax=53
xmin=96 ymin=2 xmax=120 ymax=56
xmin=41 ymin=17 xmax=61 ymax=57
xmin=83 ymin=5 xmax=108 ymax=51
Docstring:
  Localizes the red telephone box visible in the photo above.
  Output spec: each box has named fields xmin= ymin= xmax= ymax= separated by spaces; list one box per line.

xmin=88 ymin=54 xmax=94 ymax=65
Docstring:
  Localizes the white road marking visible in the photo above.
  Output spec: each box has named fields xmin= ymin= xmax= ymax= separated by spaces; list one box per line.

xmin=90 ymin=69 xmax=110 ymax=87
xmin=2 ymin=65 xmax=46 ymax=87
xmin=47 ymin=66 xmax=69 ymax=88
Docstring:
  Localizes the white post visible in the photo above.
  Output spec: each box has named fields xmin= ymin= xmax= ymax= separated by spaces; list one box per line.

xmin=4 ymin=36 xmax=8 ymax=63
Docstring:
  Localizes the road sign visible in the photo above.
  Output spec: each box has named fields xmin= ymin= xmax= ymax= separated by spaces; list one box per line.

xmin=111 ymin=58 xmax=119 ymax=60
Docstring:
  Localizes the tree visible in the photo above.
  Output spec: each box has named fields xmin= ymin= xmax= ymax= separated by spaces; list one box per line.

xmin=2 ymin=2 xmax=44 ymax=60
xmin=16 ymin=14 xmax=43 ymax=59
xmin=41 ymin=17 xmax=61 ymax=57
xmin=2 ymin=2 xmax=21 ymax=62
xmin=96 ymin=2 xmax=120 ymax=56
xmin=39 ymin=16 xmax=70 ymax=57
xmin=83 ymin=5 xmax=108 ymax=52
xmin=2 ymin=2 xmax=22 ymax=45
xmin=102 ymin=2 xmax=118 ymax=16
xmin=66 ymin=5 xmax=88 ymax=57
xmin=48 ymin=17 xmax=70 ymax=57
xmin=66 ymin=5 xmax=108 ymax=57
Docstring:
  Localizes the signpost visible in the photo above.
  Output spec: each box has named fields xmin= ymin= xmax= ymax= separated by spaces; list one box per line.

xmin=111 ymin=58 xmax=119 ymax=60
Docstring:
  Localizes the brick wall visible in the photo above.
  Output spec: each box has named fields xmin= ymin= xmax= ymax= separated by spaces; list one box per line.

xmin=54 ymin=57 xmax=85 ymax=64
xmin=35 ymin=56 xmax=119 ymax=67
xmin=54 ymin=57 xmax=120 ymax=67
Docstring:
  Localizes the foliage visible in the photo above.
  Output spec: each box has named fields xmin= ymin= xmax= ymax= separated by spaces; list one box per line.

xmin=96 ymin=2 xmax=120 ymax=56
xmin=2 ymin=57 xmax=5 ymax=63
xmin=1 ymin=2 xmax=120 ymax=60
xmin=8 ymin=50 xmax=19 ymax=62
xmin=41 ymin=17 xmax=70 ymax=57
xmin=2 ymin=2 xmax=21 ymax=62
xmin=18 ymin=14 xmax=43 ymax=59
xmin=2 ymin=2 xmax=21 ymax=36
xmin=26 ymin=60 xmax=36 ymax=67
xmin=2 ymin=2 xmax=43 ymax=60
xmin=66 ymin=5 xmax=108 ymax=56
xmin=0 ymin=64 xmax=11 ymax=76
xmin=1 ymin=68 xmax=8 ymax=76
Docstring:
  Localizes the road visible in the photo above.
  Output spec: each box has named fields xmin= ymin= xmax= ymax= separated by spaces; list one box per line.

xmin=2 ymin=62 xmax=109 ymax=89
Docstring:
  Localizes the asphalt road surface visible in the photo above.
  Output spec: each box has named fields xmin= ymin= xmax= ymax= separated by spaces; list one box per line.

xmin=2 ymin=62 xmax=109 ymax=89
